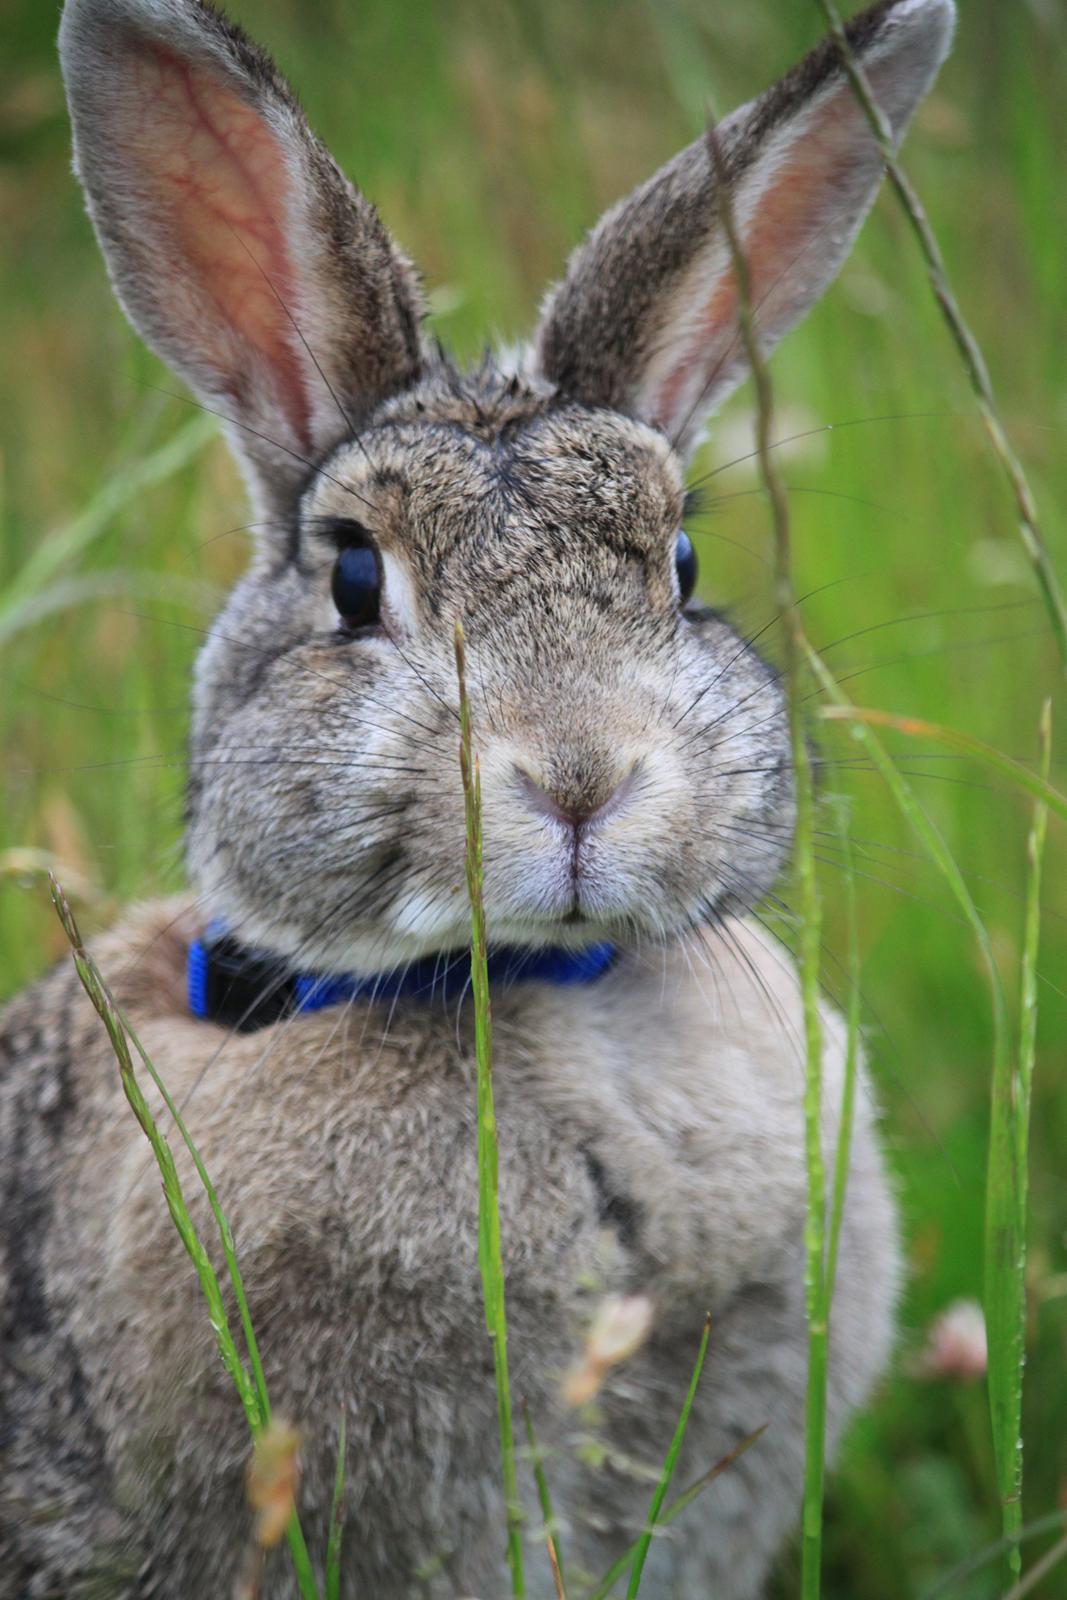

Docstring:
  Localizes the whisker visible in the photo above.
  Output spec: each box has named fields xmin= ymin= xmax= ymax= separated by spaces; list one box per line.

xmin=140 ymin=381 xmax=377 ymax=516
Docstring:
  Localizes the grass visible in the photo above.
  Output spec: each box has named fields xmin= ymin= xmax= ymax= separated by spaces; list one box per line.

xmin=982 ymin=699 xmax=1051 ymax=1576
xmin=3 ymin=0 xmax=1066 ymax=1595
xmin=704 ymin=112 xmax=830 ymax=1598
xmin=325 ymin=1415 xmax=347 ymax=1600
xmin=624 ymin=1314 xmax=713 ymax=1598
xmin=455 ymin=621 xmax=525 ymax=1596
xmin=48 ymin=876 xmax=322 ymax=1598
xmin=814 ymin=0 xmax=1067 ymax=667
xmin=522 ymin=1400 xmax=568 ymax=1600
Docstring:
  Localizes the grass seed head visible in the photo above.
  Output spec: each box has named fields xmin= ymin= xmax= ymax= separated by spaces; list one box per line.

xmin=563 ymin=1293 xmax=655 ymax=1406
xmin=247 ymin=1421 xmax=302 ymax=1548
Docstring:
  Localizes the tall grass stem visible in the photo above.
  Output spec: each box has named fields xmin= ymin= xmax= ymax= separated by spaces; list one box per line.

xmin=818 ymin=707 xmax=1067 ymax=822
xmin=326 ymin=1412 xmax=347 ymax=1600
xmin=983 ymin=698 xmax=1051 ymax=1575
xmin=805 ymin=652 xmax=1019 ymax=1573
xmin=48 ymin=875 xmax=321 ymax=1598
xmin=824 ymin=800 xmax=860 ymax=1306
xmin=625 ymin=1314 xmax=712 ymax=1598
xmin=522 ymin=1400 xmax=566 ymax=1598
xmin=815 ymin=0 xmax=1067 ymax=668
xmin=584 ymin=1424 xmax=766 ymax=1600
xmin=454 ymin=622 xmax=525 ymax=1597
xmin=705 ymin=116 xmax=827 ymax=1600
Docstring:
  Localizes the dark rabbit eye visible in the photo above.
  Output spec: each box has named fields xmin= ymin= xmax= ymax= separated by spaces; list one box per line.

xmin=331 ymin=539 xmax=382 ymax=631
xmin=674 ymin=530 xmax=698 ymax=604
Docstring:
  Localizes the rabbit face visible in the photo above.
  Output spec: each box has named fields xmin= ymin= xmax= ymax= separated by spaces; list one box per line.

xmin=186 ymin=367 xmax=792 ymax=971
xmin=58 ymin=0 xmax=955 ymax=974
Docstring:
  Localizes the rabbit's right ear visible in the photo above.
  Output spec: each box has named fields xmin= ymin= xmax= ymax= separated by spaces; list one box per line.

xmin=533 ymin=0 xmax=954 ymax=454
xmin=59 ymin=0 xmax=425 ymax=522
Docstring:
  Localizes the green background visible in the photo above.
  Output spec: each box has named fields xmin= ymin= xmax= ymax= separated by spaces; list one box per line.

xmin=1 ymin=2 xmax=1065 ymax=1594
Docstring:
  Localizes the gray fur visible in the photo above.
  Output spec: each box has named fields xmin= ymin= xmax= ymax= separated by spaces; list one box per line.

xmin=2 ymin=1 xmax=953 ymax=1594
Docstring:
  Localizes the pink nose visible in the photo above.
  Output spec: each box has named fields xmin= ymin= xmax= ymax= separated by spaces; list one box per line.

xmin=518 ymin=763 xmax=639 ymax=832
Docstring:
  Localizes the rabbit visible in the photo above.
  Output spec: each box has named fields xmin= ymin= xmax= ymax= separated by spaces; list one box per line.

xmin=0 ymin=0 xmax=956 ymax=1596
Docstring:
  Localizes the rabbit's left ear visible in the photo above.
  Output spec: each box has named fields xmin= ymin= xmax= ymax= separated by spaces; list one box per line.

xmin=533 ymin=0 xmax=954 ymax=454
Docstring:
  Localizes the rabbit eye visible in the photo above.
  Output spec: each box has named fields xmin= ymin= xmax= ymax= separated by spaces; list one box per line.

xmin=674 ymin=530 xmax=698 ymax=605
xmin=331 ymin=539 xmax=382 ymax=631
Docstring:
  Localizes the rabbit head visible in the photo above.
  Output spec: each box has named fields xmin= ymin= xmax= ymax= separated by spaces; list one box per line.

xmin=59 ymin=0 xmax=954 ymax=975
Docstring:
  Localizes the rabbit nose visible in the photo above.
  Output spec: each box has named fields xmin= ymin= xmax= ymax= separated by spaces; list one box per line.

xmin=517 ymin=762 xmax=640 ymax=832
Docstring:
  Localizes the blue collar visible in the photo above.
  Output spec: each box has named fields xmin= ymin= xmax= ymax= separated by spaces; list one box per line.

xmin=188 ymin=921 xmax=618 ymax=1033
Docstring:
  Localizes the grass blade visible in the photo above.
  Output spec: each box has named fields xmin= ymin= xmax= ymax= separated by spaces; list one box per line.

xmin=522 ymin=1400 xmax=566 ymax=1599
xmin=584 ymin=1423 xmax=767 ymax=1600
xmin=624 ymin=1313 xmax=712 ymax=1598
xmin=1017 ymin=701 xmax=1051 ymax=1264
xmin=818 ymin=706 xmax=1067 ymax=823
xmin=705 ymin=115 xmax=827 ymax=1600
xmin=806 ymin=653 xmax=1010 ymax=1080
xmin=805 ymin=649 xmax=1016 ymax=1577
xmin=49 ymin=875 xmax=261 ymax=1429
xmin=48 ymin=887 xmax=279 ymax=1465
xmin=921 ymin=1509 xmax=1067 ymax=1599
xmin=998 ymin=1528 xmax=1067 ymax=1600
xmin=983 ymin=699 xmax=1051 ymax=1577
xmin=815 ymin=0 xmax=1067 ymax=669
xmin=48 ymin=874 xmax=321 ymax=1599
xmin=455 ymin=622 xmax=525 ymax=1597
xmin=824 ymin=798 xmax=860 ymax=1310
xmin=326 ymin=1411 xmax=347 ymax=1600
xmin=0 ymin=415 xmax=215 ymax=645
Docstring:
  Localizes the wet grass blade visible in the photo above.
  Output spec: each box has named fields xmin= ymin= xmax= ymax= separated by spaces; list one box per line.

xmin=998 ymin=1528 xmax=1067 ymax=1600
xmin=455 ymin=621 xmax=525 ymax=1597
xmin=984 ymin=699 xmax=1051 ymax=1577
xmin=921 ymin=1508 xmax=1067 ymax=1599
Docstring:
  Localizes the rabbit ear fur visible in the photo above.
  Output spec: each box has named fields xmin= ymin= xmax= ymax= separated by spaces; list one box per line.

xmin=58 ymin=0 xmax=425 ymax=521
xmin=533 ymin=0 xmax=955 ymax=454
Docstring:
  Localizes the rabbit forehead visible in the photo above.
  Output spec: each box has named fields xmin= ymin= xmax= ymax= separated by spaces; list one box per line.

xmin=307 ymin=381 xmax=687 ymax=571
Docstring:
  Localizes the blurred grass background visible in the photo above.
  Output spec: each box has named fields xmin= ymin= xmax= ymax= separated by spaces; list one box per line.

xmin=1 ymin=0 xmax=1065 ymax=1594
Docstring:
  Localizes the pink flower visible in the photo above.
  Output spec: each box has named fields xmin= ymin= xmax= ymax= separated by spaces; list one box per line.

xmin=911 ymin=1299 xmax=988 ymax=1382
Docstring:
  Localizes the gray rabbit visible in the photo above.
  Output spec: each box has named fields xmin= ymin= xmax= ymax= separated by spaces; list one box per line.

xmin=0 ymin=1 xmax=955 ymax=1595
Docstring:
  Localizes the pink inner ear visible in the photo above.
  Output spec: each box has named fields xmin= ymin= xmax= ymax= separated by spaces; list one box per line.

xmin=128 ymin=41 xmax=312 ymax=451
xmin=652 ymin=97 xmax=858 ymax=435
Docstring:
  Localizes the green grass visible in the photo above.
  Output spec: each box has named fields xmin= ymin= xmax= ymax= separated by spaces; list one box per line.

xmin=456 ymin=621 xmax=525 ymax=1596
xmin=704 ymin=114 xmax=832 ymax=1596
xmin=624 ymin=1315 xmax=712 ymax=1599
xmin=48 ymin=877 xmax=322 ymax=1597
xmin=3 ymin=1 xmax=1067 ymax=1595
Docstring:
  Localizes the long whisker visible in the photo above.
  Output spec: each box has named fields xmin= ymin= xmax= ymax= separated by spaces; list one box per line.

xmin=140 ymin=380 xmax=377 ymax=516
xmin=686 ymin=409 xmax=960 ymax=491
